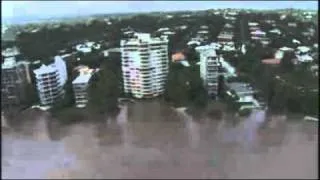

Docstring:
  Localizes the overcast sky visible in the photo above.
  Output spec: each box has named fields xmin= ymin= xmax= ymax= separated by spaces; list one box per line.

xmin=2 ymin=1 xmax=318 ymax=19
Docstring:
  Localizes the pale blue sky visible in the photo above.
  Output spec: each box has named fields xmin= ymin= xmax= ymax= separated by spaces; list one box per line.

xmin=2 ymin=1 xmax=318 ymax=19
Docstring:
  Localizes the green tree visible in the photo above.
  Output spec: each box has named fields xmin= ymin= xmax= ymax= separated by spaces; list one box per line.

xmin=280 ymin=52 xmax=294 ymax=72
xmin=164 ymin=63 xmax=189 ymax=107
xmin=87 ymin=68 xmax=120 ymax=116
xmin=187 ymin=66 xmax=208 ymax=108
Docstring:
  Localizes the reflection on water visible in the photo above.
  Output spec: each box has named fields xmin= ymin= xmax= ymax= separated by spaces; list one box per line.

xmin=2 ymin=101 xmax=318 ymax=179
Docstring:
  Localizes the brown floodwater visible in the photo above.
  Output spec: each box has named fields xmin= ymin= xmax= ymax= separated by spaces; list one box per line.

xmin=2 ymin=101 xmax=318 ymax=179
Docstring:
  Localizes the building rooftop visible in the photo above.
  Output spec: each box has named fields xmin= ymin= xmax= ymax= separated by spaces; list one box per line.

xmin=269 ymin=28 xmax=282 ymax=34
xmin=297 ymin=46 xmax=311 ymax=53
xmin=224 ymin=23 xmax=234 ymax=29
xmin=180 ymin=60 xmax=190 ymax=67
xmin=279 ymin=46 xmax=294 ymax=51
xmin=198 ymin=30 xmax=209 ymax=34
xmin=227 ymin=82 xmax=253 ymax=94
xmin=292 ymin=39 xmax=301 ymax=44
xmin=2 ymin=47 xmax=20 ymax=57
xmin=200 ymin=25 xmax=208 ymax=29
xmin=72 ymin=73 xmax=92 ymax=84
xmin=296 ymin=54 xmax=313 ymax=62
xmin=157 ymin=27 xmax=170 ymax=32
xmin=2 ymin=57 xmax=17 ymax=69
xmin=172 ymin=52 xmax=186 ymax=62
xmin=251 ymin=30 xmax=266 ymax=35
xmin=248 ymin=22 xmax=259 ymax=27
xmin=187 ymin=40 xmax=201 ymax=46
xmin=33 ymin=64 xmax=57 ymax=75
xmin=262 ymin=58 xmax=281 ymax=65
xmin=121 ymin=32 xmax=168 ymax=45
xmin=107 ymin=48 xmax=121 ymax=53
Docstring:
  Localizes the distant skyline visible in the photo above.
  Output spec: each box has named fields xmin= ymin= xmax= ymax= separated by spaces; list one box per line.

xmin=2 ymin=1 xmax=318 ymax=24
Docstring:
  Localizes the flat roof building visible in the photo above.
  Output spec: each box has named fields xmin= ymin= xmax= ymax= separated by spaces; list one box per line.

xmin=33 ymin=56 xmax=67 ymax=106
xmin=72 ymin=69 xmax=93 ymax=108
xmin=120 ymin=33 xmax=169 ymax=99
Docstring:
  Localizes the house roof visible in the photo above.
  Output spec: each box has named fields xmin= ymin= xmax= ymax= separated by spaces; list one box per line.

xmin=224 ymin=23 xmax=234 ymax=28
xmin=187 ymin=40 xmax=201 ymax=46
xmin=172 ymin=52 xmax=186 ymax=61
xmin=157 ymin=27 xmax=170 ymax=32
xmin=269 ymin=28 xmax=281 ymax=34
xmin=248 ymin=22 xmax=259 ymax=26
xmin=292 ymin=39 xmax=301 ymax=44
xmin=297 ymin=46 xmax=311 ymax=53
xmin=279 ymin=46 xmax=294 ymax=51
xmin=296 ymin=54 xmax=313 ymax=62
xmin=262 ymin=58 xmax=281 ymax=65
xmin=250 ymin=30 xmax=266 ymax=35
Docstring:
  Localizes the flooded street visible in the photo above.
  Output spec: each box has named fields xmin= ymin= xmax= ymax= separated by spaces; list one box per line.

xmin=2 ymin=101 xmax=318 ymax=179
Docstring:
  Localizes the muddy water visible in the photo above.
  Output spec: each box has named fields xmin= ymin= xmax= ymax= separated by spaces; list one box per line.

xmin=2 ymin=101 xmax=318 ymax=179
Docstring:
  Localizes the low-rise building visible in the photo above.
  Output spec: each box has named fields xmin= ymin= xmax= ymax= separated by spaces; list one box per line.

xmin=250 ymin=30 xmax=266 ymax=40
xmin=310 ymin=65 xmax=318 ymax=77
xmin=171 ymin=52 xmax=186 ymax=62
xmin=295 ymin=46 xmax=313 ymax=63
xmin=269 ymin=28 xmax=282 ymax=35
xmin=187 ymin=40 xmax=201 ymax=46
xmin=288 ymin=22 xmax=297 ymax=27
xmin=2 ymin=47 xmax=20 ymax=58
xmin=221 ymin=42 xmax=236 ymax=52
xmin=217 ymin=31 xmax=234 ymax=43
xmin=75 ymin=42 xmax=101 ymax=54
xmin=226 ymin=82 xmax=260 ymax=110
xmin=248 ymin=22 xmax=259 ymax=27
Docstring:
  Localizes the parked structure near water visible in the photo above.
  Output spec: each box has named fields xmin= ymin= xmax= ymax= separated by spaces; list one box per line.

xmin=33 ymin=56 xmax=67 ymax=106
xmin=120 ymin=33 xmax=169 ymax=98
xmin=225 ymin=82 xmax=260 ymax=110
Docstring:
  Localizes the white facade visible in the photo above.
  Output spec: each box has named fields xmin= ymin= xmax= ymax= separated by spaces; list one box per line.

xmin=120 ymin=33 xmax=169 ymax=99
xmin=196 ymin=45 xmax=221 ymax=98
xmin=72 ymin=69 xmax=93 ymax=108
xmin=33 ymin=56 xmax=67 ymax=106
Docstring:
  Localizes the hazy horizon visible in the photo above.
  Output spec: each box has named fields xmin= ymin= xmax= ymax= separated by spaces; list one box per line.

xmin=2 ymin=1 xmax=318 ymax=24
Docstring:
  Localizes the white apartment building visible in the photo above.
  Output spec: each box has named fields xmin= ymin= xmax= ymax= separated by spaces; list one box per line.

xmin=195 ymin=45 xmax=221 ymax=98
xmin=120 ymin=33 xmax=169 ymax=99
xmin=72 ymin=68 xmax=94 ymax=108
xmin=33 ymin=56 xmax=67 ymax=106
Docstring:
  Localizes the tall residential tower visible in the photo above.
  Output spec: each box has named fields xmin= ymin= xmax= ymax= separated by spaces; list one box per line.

xmin=120 ymin=33 xmax=169 ymax=98
xmin=33 ymin=56 xmax=67 ymax=106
